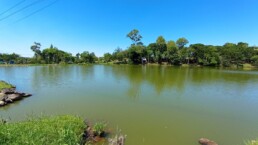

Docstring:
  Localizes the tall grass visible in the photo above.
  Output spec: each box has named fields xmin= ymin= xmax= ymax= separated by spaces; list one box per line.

xmin=0 ymin=115 xmax=85 ymax=145
xmin=245 ymin=140 xmax=258 ymax=145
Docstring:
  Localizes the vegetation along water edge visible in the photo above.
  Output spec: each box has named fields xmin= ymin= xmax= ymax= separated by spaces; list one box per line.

xmin=1 ymin=29 xmax=258 ymax=69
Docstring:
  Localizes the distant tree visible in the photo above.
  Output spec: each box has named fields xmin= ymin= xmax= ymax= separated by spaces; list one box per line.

xmin=166 ymin=40 xmax=180 ymax=65
xmin=190 ymin=44 xmax=220 ymax=66
xmin=126 ymin=29 xmax=143 ymax=46
xmin=112 ymin=47 xmax=124 ymax=61
xmin=103 ymin=53 xmax=112 ymax=62
xmin=75 ymin=53 xmax=81 ymax=63
xmin=176 ymin=37 xmax=189 ymax=49
xmin=0 ymin=53 xmax=20 ymax=63
xmin=80 ymin=51 xmax=96 ymax=63
xmin=128 ymin=45 xmax=145 ymax=64
xmin=41 ymin=45 xmax=74 ymax=64
xmin=156 ymin=36 xmax=166 ymax=45
xmin=155 ymin=36 xmax=167 ymax=63
xmin=166 ymin=40 xmax=177 ymax=51
xmin=30 ymin=42 xmax=42 ymax=62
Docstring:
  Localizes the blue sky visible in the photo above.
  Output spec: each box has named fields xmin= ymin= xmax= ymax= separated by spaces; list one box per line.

xmin=0 ymin=0 xmax=258 ymax=57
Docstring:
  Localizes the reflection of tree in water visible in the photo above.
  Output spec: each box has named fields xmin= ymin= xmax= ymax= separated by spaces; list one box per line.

xmin=109 ymin=65 xmax=190 ymax=98
xmin=108 ymin=65 xmax=258 ymax=99
xmin=31 ymin=65 xmax=95 ymax=88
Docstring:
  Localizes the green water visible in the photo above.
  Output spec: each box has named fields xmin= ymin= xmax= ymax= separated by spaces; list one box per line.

xmin=1 ymin=65 xmax=258 ymax=145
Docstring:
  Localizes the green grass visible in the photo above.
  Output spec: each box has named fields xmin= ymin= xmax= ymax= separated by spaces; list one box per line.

xmin=93 ymin=122 xmax=106 ymax=136
xmin=0 ymin=80 xmax=14 ymax=91
xmin=0 ymin=115 xmax=85 ymax=145
xmin=245 ymin=139 xmax=258 ymax=145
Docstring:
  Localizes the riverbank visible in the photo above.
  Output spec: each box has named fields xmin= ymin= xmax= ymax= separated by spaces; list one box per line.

xmin=1 ymin=63 xmax=257 ymax=70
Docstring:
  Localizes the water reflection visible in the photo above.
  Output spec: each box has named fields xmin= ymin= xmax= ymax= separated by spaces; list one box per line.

xmin=101 ymin=65 xmax=258 ymax=99
xmin=1 ymin=65 xmax=258 ymax=145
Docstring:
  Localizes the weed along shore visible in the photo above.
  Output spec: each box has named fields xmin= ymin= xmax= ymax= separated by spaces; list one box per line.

xmin=0 ymin=115 xmax=126 ymax=145
xmin=0 ymin=81 xmax=32 ymax=107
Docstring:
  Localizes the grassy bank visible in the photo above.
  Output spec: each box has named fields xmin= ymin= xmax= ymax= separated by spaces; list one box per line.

xmin=0 ymin=81 xmax=14 ymax=91
xmin=0 ymin=115 xmax=85 ymax=145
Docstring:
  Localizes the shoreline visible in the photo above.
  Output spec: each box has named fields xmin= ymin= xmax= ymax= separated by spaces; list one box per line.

xmin=0 ymin=63 xmax=257 ymax=70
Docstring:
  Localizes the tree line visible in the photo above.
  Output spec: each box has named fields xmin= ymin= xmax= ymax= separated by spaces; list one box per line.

xmin=1 ymin=29 xmax=258 ymax=67
xmin=102 ymin=29 xmax=258 ymax=67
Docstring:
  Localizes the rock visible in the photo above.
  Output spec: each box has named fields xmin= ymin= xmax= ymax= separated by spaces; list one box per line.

xmin=1 ymin=88 xmax=16 ymax=94
xmin=199 ymin=138 xmax=218 ymax=145
xmin=20 ymin=93 xmax=32 ymax=97
xmin=0 ymin=93 xmax=6 ymax=101
xmin=6 ymin=93 xmax=23 ymax=101
xmin=0 ymin=86 xmax=32 ymax=107
xmin=0 ymin=101 xmax=5 ymax=106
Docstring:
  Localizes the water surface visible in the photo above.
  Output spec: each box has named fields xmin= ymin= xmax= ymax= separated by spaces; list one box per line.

xmin=1 ymin=65 xmax=258 ymax=145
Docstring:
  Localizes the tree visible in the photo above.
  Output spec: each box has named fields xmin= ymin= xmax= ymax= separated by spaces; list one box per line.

xmin=126 ymin=29 xmax=143 ymax=46
xmin=128 ymin=45 xmax=145 ymax=64
xmin=41 ymin=45 xmax=74 ymax=64
xmin=176 ymin=37 xmax=189 ymax=49
xmin=190 ymin=44 xmax=220 ymax=66
xmin=112 ymin=47 xmax=124 ymax=61
xmin=156 ymin=36 xmax=166 ymax=45
xmin=166 ymin=40 xmax=177 ymax=51
xmin=103 ymin=53 xmax=112 ymax=62
xmin=30 ymin=42 xmax=42 ymax=62
xmin=80 ymin=51 xmax=96 ymax=63
xmin=166 ymin=40 xmax=180 ymax=65
xmin=155 ymin=36 xmax=167 ymax=63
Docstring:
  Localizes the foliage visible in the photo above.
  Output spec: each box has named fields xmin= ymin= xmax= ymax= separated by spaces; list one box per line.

xmin=0 ymin=115 xmax=85 ymax=145
xmin=1 ymin=28 xmax=258 ymax=67
xmin=126 ymin=29 xmax=143 ymax=46
xmin=103 ymin=52 xmax=113 ymax=63
xmin=128 ymin=45 xmax=146 ymax=64
xmin=0 ymin=53 xmax=20 ymax=63
xmin=176 ymin=37 xmax=189 ymax=49
xmin=80 ymin=51 xmax=96 ymax=63
xmin=41 ymin=45 xmax=74 ymax=64
xmin=93 ymin=122 xmax=106 ymax=136
xmin=251 ymin=55 xmax=258 ymax=66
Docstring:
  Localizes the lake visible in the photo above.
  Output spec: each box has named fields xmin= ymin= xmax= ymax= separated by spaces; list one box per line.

xmin=1 ymin=65 xmax=258 ymax=145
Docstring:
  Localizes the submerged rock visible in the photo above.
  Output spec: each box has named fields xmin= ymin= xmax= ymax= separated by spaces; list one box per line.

xmin=199 ymin=138 xmax=218 ymax=145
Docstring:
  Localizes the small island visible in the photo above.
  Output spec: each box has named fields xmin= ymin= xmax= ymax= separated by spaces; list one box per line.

xmin=0 ymin=80 xmax=32 ymax=107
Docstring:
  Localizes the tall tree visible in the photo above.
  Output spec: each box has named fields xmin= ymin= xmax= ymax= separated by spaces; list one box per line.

xmin=156 ymin=36 xmax=166 ymax=45
xmin=30 ymin=42 xmax=41 ymax=61
xmin=126 ymin=29 xmax=143 ymax=46
xmin=176 ymin=37 xmax=189 ymax=49
xmin=155 ymin=36 xmax=167 ymax=63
